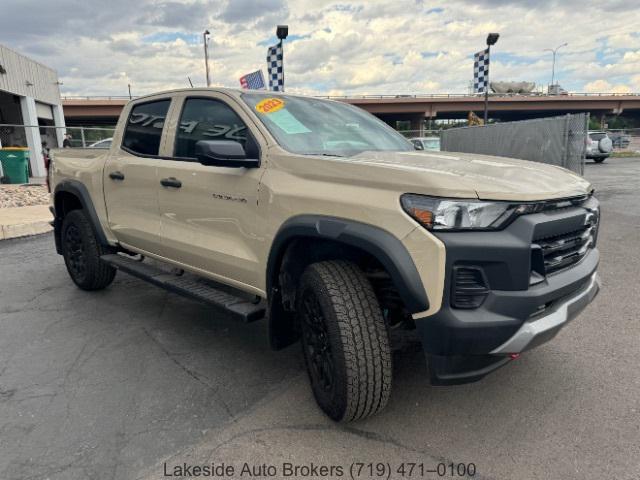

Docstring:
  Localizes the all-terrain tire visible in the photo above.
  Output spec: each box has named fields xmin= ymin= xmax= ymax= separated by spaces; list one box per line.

xmin=61 ymin=209 xmax=116 ymax=290
xmin=297 ymin=260 xmax=392 ymax=422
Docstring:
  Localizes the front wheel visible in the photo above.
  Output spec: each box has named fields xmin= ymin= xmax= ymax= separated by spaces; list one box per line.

xmin=61 ymin=209 xmax=116 ymax=290
xmin=593 ymin=157 xmax=606 ymax=163
xmin=297 ymin=260 xmax=392 ymax=422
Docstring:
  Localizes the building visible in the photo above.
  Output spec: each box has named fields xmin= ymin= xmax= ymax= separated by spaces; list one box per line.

xmin=0 ymin=44 xmax=65 ymax=177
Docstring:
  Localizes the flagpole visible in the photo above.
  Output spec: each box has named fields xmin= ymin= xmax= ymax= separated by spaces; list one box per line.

xmin=280 ymin=39 xmax=284 ymax=92
xmin=483 ymin=33 xmax=500 ymax=124
xmin=483 ymin=44 xmax=490 ymax=124
xmin=203 ymin=30 xmax=211 ymax=87
xmin=275 ymin=25 xmax=288 ymax=92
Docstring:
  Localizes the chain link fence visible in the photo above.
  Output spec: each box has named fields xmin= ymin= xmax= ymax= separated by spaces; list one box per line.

xmin=605 ymin=128 xmax=640 ymax=155
xmin=0 ymin=124 xmax=115 ymax=179
xmin=440 ymin=114 xmax=589 ymax=175
xmin=0 ymin=124 xmax=115 ymax=150
xmin=396 ymin=129 xmax=442 ymax=139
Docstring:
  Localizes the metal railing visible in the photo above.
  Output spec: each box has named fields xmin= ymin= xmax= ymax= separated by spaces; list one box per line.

xmin=61 ymin=92 xmax=640 ymax=101
xmin=318 ymin=92 xmax=640 ymax=99
xmin=0 ymin=124 xmax=115 ymax=149
xmin=604 ymin=128 xmax=640 ymax=154
xmin=62 ymin=96 xmax=133 ymax=100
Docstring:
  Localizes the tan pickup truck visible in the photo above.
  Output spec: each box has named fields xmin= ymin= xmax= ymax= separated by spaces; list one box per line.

xmin=49 ymin=88 xmax=601 ymax=421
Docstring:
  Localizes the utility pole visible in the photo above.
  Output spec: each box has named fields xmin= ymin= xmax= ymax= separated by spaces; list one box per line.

xmin=483 ymin=33 xmax=500 ymax=124
xmin=544 ymin=43 xmax=568 ymax=93
xmin=203 ymin=30 xmax=211 ymax=87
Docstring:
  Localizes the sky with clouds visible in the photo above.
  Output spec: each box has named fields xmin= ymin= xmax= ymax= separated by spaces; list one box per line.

xmin=1 ymin=0 xmax=639 ymax=97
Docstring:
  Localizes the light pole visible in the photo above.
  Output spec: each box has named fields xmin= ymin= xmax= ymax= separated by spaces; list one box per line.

xmin=544 ymin=42 xmax=568 ymax=93
xmin=203 ymin=30 xmax=211 ymax=87
xmin=484 ymin=32 xmax=499 ymax=124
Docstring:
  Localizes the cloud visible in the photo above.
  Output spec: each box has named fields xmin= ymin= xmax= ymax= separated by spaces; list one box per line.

xmin=142 ymin=1 xmax=215 ymax=29
xmin=0 ymin=0 xmax=638 ymax=97
xmin=221 ymin=0 xmax=288 ymax=23
xmin=584 ymin=79 xmax=632 ymax=94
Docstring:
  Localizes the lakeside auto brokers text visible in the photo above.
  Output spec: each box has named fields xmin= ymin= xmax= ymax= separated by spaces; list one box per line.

xmin=163 ymin=461 xmax=478 ymax=478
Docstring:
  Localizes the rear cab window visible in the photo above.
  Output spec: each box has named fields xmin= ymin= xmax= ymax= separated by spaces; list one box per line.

xmin=122 ymin=99 xmax=171 ymax=156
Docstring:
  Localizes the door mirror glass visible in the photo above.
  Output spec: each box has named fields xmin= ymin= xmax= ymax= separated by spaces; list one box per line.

xmin=413 ymin=140 xmax=424 ymax=150
xmin=195 ymin=140 xmax=259 ymax=168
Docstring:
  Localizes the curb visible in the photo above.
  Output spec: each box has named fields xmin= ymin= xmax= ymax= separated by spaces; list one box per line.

xmin=0 ymin=221 xmax=52 ymax=240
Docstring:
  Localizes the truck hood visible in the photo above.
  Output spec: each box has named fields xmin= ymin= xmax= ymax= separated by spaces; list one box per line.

xmin=339 ymin=150 xmax=593 ymax=201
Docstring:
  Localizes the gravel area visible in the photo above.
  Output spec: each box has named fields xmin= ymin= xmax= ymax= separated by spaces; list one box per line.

xmin=0 ymin=184 xmax=49 ymax=208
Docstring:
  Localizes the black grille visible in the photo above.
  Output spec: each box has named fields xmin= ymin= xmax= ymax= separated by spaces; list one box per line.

xmin=534 ymin=218 xmax=597 ymax=275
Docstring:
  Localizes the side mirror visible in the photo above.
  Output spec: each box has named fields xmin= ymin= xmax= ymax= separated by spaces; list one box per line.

xmin=413 ymin=141 xmax=424 ymax=151
xmin=195 ymin=140 xmax=259 ymax=168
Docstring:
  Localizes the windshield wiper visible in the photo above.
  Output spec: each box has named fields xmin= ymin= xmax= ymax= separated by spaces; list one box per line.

xmin=303 ymin=152 xmax=346 ymax=157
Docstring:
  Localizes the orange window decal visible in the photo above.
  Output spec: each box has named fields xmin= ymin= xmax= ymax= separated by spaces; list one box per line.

xmin=255 ymin=98 xmax=285 ymax=114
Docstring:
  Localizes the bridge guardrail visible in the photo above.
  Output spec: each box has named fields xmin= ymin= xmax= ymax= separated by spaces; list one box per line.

xmin=61 ymin=92 xmax=640 ymax=101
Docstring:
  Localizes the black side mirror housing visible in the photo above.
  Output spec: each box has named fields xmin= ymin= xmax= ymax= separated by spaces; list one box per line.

xmin=195 ymin=140 xmax=260 ymax=168
xmin=413 ymin=141 xmax=424 ymax=151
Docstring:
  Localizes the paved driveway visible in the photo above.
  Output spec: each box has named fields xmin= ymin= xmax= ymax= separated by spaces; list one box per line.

xmin=1 ymin=158 xmax=639 ymax=480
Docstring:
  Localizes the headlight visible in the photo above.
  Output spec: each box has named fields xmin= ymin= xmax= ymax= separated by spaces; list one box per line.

xmin=400 ymin=194 xmax=538 ymax=231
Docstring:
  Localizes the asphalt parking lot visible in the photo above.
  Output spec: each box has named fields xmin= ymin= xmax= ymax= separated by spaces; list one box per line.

xmin=1 ymin=158 xmax=639 ymax=480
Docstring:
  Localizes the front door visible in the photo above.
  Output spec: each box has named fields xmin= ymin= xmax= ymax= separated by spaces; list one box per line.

xmin=157 ymin=95 xmax=265 ymax=291
xmin=103 ymin=98 xmax=171 ymax=254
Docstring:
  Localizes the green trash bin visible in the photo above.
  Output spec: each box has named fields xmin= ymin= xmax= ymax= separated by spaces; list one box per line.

xmin=0 ymin=148 xmax=30 ymax=184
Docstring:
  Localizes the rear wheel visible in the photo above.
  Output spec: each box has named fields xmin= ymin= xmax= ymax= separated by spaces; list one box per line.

xmin=297 ymin=260 xmax=392 ymax=422
xmin=61 ymin=209 xmax=116 ymax=290
xmin=593 ymin=157 xmax=606 ymax=163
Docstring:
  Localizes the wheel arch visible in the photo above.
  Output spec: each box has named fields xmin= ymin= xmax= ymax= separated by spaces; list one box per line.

xmin=53 ymin=180 xmax=109 ymax=254
xmin=266 ymin=215 xmax=429 ymax=349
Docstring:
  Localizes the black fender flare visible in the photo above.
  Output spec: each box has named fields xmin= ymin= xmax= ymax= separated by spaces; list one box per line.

xmin=266 ymin=215 xmax=429 ymax=313
xmin=53 ymin=180 xmax=110 ymax=253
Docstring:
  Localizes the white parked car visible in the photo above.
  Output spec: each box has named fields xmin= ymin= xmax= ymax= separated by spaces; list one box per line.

xmin=586 ymin=131 xmax=612 ymax=163
xmin=88 ymin=138 xmax=113 ymax=149
xmin=410 ymin=137 xmax=441 ymax=151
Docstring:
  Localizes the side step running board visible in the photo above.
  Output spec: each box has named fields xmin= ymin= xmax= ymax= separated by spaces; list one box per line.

xmin=100 ymin=254 xmax=266 ymax=322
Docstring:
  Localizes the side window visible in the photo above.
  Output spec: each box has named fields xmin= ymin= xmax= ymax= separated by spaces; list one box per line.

xmin=122 ymin=99 xmax=170 ymax=156
xmin=175 ymin=98 xmax=248 ymax=158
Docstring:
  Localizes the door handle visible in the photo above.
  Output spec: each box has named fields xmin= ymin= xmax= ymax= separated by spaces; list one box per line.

xmin=160 ymin=177 xmax=182 ymax=188
xmin=109 ymin=171 xmax=125 ymax=181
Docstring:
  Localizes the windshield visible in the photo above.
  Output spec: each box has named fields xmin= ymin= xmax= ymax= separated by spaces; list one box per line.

xmin=423 ymin=139 xmax=440 ymax=150
xmin=242 ymin=93 xmax=413 ymax=156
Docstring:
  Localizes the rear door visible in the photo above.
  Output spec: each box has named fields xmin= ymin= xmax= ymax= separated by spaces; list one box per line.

xmin=157 ymin=93 xmax=266 ymax=291
xmin=103 ymin=98 xmax=171 ymax=254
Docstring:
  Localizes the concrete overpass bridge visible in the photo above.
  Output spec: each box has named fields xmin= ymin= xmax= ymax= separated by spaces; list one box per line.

xmin=62 ymin=93 xmax=640 ymax=129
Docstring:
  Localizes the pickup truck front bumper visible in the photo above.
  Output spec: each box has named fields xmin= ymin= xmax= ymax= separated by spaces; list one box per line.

xmin=490 ymin=272 xmax=599 ymax=355
xmin=414 ymin=197 xmax=601 ymax=385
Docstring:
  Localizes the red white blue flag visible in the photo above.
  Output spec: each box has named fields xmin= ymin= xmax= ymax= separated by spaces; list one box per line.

xmin=239 ymin=70 xmax=266 ymax=90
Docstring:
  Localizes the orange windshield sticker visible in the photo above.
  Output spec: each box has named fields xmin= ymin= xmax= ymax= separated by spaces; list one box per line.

xmin=255 ymin=98 xmax=285 ymax=114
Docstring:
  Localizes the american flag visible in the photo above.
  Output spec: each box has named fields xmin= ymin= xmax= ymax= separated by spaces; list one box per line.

xmin=239 ymin=70 xmax=266 ymax=90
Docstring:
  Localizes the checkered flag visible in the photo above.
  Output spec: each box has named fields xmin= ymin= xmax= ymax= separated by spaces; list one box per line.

xmin=473 ymin=48 xmax=490 ymax=93
xmin=267 ymin=43 xmax=284 ymax=92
